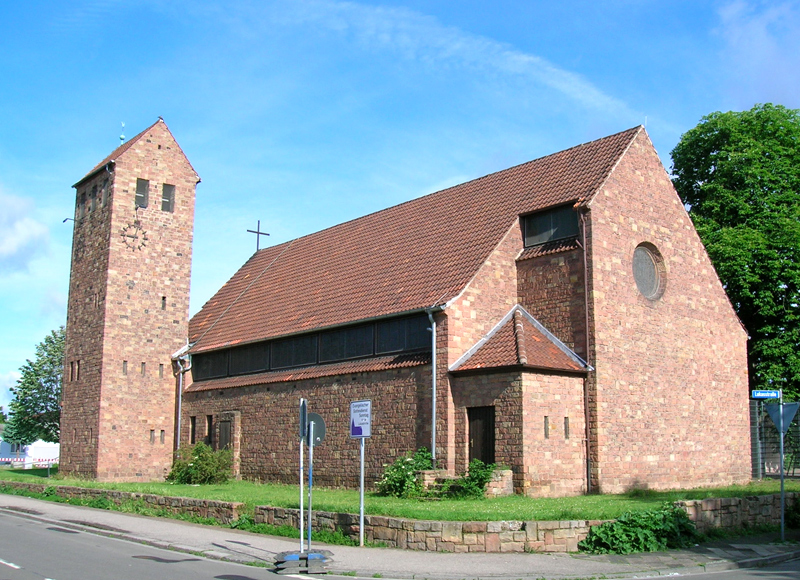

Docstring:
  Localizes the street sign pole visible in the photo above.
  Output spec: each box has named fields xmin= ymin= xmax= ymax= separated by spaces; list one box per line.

xmin=307 ymin=419 xmax=315 ymax=552
xmin=780 ymin=389 xmax=785 ymax=542
xmin=359 ymin=437 xmax=365 ymax=547
xmin=299 ymin=398 xmax=307 ymax=553
xmin=350 ymin=399 xmax=372 ymax=547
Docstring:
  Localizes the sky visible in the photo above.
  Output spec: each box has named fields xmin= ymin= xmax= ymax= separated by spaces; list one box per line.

xmin=1 ymin=0 xmax=799 ymax=412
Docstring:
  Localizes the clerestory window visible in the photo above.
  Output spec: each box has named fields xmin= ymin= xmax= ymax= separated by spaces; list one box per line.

xmin=522 ymin=205 xmax=579 ymax=247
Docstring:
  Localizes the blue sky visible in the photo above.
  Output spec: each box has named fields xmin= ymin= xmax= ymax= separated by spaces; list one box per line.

xmin=1 ymin=0 xmax=799 ymax=411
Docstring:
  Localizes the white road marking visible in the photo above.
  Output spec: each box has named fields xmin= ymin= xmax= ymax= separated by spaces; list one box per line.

xmin=0 ymin=558 xmax=21 ymax=569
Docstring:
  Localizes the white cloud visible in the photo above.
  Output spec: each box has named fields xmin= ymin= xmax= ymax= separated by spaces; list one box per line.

xmin=0 ymin=190 xmax=50 ymax=273
xmin=0 ymin=371 xmax=19 ymax=415
xmin=715 ymin=1 xmax=800 ymax=108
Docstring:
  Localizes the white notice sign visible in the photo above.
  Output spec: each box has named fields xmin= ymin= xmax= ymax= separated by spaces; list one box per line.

xmin=350 ymin=400 xmax=372 ymax=438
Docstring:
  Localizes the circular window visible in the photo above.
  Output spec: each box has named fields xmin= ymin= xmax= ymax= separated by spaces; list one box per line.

xmin=632 ymin=243 xmax=666 ymax=300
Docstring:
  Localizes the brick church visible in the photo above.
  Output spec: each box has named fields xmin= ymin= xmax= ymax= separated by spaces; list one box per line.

xmin=61 ymin=119 xmax=751 ymax=495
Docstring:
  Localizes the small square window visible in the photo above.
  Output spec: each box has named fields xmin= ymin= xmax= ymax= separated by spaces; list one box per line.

xmin=135 ymin=178 xmax=149 ymax=208
xmin=161 ymin=184 xmax=175 ymax=212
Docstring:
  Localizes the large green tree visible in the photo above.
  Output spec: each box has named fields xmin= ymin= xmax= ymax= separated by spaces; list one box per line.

xmin=8 ymin=326 xmax=65 ymax=442
xmin=671 ymin=104 xmax=800 ymax=398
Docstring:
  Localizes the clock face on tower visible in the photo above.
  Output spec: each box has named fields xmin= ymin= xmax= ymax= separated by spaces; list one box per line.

xmin=120 ymin=220 xmax=148 ymax=251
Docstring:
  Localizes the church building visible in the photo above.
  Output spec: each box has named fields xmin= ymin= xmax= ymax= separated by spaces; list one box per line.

xmin=61 ymin=120 xmax=751 ymax=495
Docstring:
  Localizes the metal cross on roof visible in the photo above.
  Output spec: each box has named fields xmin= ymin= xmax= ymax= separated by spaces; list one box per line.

xmin=247 ymin=220 xmax=270 ymax=251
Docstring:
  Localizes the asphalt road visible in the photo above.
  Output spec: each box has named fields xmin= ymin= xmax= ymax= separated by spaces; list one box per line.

xmin=0 ymin=512 xmax=281 ymax=580
xmin=634 ymin=559 xmax=800 ymax=580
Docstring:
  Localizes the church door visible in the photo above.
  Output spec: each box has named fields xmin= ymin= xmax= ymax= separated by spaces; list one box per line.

xmin=468 ymin=406 xmax=495 ymax=464
xmin=218 ymin=420 xmax=232 ymax=451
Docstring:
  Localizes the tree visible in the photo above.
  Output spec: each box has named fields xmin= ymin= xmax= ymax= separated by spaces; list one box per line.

xmin=8 ymin=326 xmax=65 ymax=442
xmin=671 ymin=104 xmax=800 ymax=399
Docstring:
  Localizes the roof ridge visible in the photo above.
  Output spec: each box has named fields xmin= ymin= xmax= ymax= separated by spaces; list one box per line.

xmin=512 ymin=308 xmax=527 ymax=365
xmin=252 ymin=126 xmax=643 ymax=254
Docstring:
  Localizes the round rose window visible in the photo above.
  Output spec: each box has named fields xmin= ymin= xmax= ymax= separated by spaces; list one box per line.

xmin=632 ymin=243 xmax=666 ymax=300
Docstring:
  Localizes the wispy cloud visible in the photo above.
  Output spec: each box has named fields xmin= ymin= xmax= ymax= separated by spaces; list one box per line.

xmin=0 ymin=189 xmax=49 ymax=273
xmin=268 ymin=0 xmax=636 ymax=118
xmin=715 ymin=0 xmax=800 ymax=108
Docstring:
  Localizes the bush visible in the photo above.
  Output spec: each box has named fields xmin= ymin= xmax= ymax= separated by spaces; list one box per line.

xmin=445 ymin=459 xmax=496 ymax=499
xmin=166 ymin=442 xmax=232 ymax=485
xmin=578 ymin=503 xmax=698 ymax=554
xmin=376 ymin=448 xmax=433 ymax=498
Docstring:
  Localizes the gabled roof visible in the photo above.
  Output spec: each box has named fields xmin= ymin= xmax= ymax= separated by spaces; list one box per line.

xmin=450 ymin=305 xmax=589 ymax=373
xmin=74 ymin=118 xmax=198 ymax=187
xmin=189 ymin=127 xmax=642 ymax=353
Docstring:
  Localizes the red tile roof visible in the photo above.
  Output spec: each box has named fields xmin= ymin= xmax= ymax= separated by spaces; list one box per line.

xmin=189 ymin=127 xmax=641 ymax=353
xmin=185 ymin=352 xmax=429 ymax=392
xmin=451 ymin=305 xmax=587 ymax=373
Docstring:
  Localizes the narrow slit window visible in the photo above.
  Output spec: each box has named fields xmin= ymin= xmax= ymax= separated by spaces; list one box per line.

xmin=161 ymin=184 xmax=175 ymax=212
xmin=70 ymin=361 xmax=75 ymax=382
xmin=150 ymin=429 xmax=155 ymax=444
xmin=90 ymin=185 xmax=97 ymax=212
xmin=564 ymin=417 xmax=570 ymax=439
xmin=159 ymin=363 xmax=164 ymax=378
xmin=161 ymin=296 xmax=167 ymax=310
xmin=101 ymin=179 xmax=109 ymax=207
xmin=135 ymin=178 xmax=149 ymax=208
xmin=122 ymin=360 xmax=128 ymax=375
xmin=141 ymin=362 xmax=146 ymax=375
xmin=206 ymin=415 xmax=213 ymax=447
xmin=75 ymin=360 xmax=80 ymax=381
xmin=544 ymin=416 xmax=550 ymax=439
xmin=160 ymin=430 xmax=165 ymax=444
xmin=190 ymin=416 xmax=197 ymax=444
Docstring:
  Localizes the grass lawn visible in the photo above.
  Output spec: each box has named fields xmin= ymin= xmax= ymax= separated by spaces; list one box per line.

xmin=1 ymin=466 xmax=798 ymax=522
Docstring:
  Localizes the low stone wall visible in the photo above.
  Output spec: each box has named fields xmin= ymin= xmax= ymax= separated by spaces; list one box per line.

xmin=255 ymin=505 xmax=604 ymax=552
xmin=417 ymin=469 xmax=514 ymax=498
xmin=0 ymin=481 xmax=242 ymax=524
xmin=676 ymin=493 xmax=798 ymax=533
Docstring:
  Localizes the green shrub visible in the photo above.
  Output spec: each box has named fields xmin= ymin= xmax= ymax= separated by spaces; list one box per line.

xmin=376 ymin=448 xmax=433 ymax=498
xmin=166 ymin=442 xmax=232 ymax=485
xmin=578 ymin=503 xmax=698 ymax=554
xmin=446 ymin=459 xmax=495 ymax=499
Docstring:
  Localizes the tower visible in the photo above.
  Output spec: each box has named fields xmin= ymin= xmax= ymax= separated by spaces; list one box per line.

xmin=61 ymin=119 xmax=198 ymax=481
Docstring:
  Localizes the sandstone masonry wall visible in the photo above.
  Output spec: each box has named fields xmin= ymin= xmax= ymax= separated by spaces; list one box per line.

xmin=586 ymin=130 xmax=751 ymax=492
xmin=182 ymin=366 xmax=427 ymax=488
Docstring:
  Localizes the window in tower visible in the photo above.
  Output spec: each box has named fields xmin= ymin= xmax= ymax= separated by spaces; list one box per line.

xmin=135 ymin=178 xmax=149 ymax=208
xmin=161 ymin=184 xmax=175 ymax=212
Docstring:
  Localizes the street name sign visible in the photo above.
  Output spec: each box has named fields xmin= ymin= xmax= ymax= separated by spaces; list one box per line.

xmin=752 ymin=390 xmax=781 ymax=399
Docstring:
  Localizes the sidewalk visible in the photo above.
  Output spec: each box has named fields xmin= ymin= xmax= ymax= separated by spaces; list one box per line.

xmin=1 ymin=493 xmax=799 ymax=579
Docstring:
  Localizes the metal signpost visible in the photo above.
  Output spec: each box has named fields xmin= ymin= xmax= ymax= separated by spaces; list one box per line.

xmin=757 ymin=389 xmax=799 ymax=541
xmin=350 ymin=400 xmax=372 ymax=547
xmin=298 ymin=398 xmax=307 ymax=553
xmin=306 ymin=412 xmax=326 ymax=552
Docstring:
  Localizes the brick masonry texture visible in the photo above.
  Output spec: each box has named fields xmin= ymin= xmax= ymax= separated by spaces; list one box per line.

xmin=182 ymin=367 xmax=431 ymax=487
xmin=61 ymin=120 xmax=197 ymax=481
xmin=584 ymin=132 xmax=750 ymax=492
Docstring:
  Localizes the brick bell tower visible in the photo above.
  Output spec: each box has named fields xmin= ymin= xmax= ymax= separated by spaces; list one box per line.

xmin=61 ymin=119 xmax=198 ymax=481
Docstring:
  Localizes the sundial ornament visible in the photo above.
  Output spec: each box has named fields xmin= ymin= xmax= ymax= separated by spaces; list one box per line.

xmin=121 ymin=220 xmax=148 ymax=251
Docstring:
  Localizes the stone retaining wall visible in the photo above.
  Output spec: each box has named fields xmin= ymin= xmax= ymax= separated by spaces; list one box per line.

xmin=676 ymin=493 xmax=798 ymax=533
xmin=0 ymin=481 xmax=242 ymax=524
xmin=255 ymin=505 xmax=604 ymax=552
